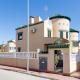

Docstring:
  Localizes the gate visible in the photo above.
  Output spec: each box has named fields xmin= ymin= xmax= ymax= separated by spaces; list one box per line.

xmin=39 ymin=57 xmax=47 ymax=72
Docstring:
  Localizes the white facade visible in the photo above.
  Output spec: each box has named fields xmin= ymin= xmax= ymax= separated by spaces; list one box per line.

xmin=51 ymin=18 xmax=70 ymax=40
xmin=44 ymin=18 xmax=53 ymax=37
xmin=29 ymin=16 xmax=42 ymax=24
xmin=70 ymin=32 xmax=79 ymax=41
xmin=7 ymin=40 xmax=16 ymax=52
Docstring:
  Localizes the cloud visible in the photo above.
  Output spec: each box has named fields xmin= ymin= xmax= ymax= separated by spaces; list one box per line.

xmin=44 ymin=5 xmax=48 ymax=12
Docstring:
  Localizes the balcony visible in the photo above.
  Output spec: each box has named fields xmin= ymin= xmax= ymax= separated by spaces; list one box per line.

xmin=48 ymin=44 xmax=70 ymax=48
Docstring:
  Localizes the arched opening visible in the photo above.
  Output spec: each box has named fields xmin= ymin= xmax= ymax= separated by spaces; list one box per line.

xmin=54 ymin=50 xmax=63 ymax=73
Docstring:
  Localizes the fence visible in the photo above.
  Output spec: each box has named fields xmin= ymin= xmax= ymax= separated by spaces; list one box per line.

xmin=0 ymin=52 xmax=39 ymax=59
xmin=77 ymin=53 xmax=80 ymax=62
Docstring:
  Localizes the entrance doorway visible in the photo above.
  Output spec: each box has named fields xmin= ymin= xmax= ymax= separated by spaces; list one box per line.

xmin=39 ymin=57 xmax=47 ymax=72
xmin=54 ymin=50 xmax=63 ymax=73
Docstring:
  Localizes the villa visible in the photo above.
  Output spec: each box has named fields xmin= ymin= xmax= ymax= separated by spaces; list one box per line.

xmin=0 ymin=40 xmax=16 ymax=52
xmin=16 ymin=15 xmax=80 ymax=75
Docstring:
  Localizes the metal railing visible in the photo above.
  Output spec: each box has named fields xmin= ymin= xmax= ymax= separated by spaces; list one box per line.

xmin=0 ymin=52 xmax=39 ymax=59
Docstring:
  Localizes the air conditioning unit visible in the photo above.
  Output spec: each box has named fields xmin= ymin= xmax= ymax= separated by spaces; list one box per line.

xmin=31 ymin=28 xmax=36 ymax=33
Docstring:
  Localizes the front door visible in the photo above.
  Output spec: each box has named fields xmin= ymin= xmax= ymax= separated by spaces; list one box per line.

xmin=39 ymin=57 xmax=47 ymax=72
xmin=54 ymin=50 xmax=63 ymax=73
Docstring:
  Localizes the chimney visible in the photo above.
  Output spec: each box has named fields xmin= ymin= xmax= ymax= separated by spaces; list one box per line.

xmin=34 ymin=16 xmax=42 ymax=23
xmin=29 ymin=16 xmax=35 ymax=24
xmin=29 ymin=16 xmax=42 ymax=24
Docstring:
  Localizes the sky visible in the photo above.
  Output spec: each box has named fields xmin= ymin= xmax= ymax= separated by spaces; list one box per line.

xmin=0 ymin=0 xmax=27 ymax=44
xmin=0 ymin=0 xmax=80 ymax=44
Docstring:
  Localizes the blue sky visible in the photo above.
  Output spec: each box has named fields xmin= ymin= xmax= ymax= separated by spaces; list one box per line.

xmin=0 ymin=0 xmax=80 ymax=44
xmin=0 ymin=0 xmax=27 ymax=44
xmin=29 ymin=0 xmax=80 ymax=38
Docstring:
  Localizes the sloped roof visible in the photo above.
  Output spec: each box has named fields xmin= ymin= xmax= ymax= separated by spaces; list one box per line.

xmin=70 ymin=28 xmax=79 ymax=33
xmin=16 ymin=21 xmax=43 ymax=30
xmin=16 ymin=15 xmax=71 ymax=30
xmin=49 ymin=15 xmax=71 ymax=21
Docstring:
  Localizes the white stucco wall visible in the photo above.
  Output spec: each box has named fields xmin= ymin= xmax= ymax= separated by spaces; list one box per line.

xmin=55 ymin=19 xmax=70 ymax=30
xmin=8 ymin=42 xmax=16 ymax=52
xmin=44 ymin=18 xmax=53 ymax=37
xmin=69 ymin=53 xmax=78 ymax=73
xmin=69 ymin=42 xmax=78 ymax=73
xmin=51 ymin=18 xmax=70 ymax=40
xmin=70 ymin=32 xmax=78 ymax=41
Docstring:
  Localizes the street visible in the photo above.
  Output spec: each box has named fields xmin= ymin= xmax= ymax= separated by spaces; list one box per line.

xmin=0 ymin=69 xmax=51 ymax=80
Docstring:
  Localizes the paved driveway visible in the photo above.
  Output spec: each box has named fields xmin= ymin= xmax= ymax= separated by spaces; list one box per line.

xmin=0 ymin=69 xmax=53 ymax=80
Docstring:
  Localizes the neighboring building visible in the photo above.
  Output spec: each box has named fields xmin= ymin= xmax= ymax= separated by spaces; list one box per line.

xmin=16 ymin=15 xmax=80 ymax=75
xmin=0 ymin=44 xmax=6 ymax=52
xmin=0 ymin=40 xmax=16 ymax=52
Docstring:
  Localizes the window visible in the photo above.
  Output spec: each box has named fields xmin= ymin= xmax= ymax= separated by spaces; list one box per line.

xmin=73 ymin=41 xmax=79 ymax=47
xmin=10 ymin=47 xmax=14 ymax=50
xmin=48 ymin=29 xmax=51 ymax=37
xmin=18 ymin=32 xmax=23 ymax=40
xmin=66 ymin=32 xmax=68 ymax=38
xmin=60 ymin=31 xmax=63 ymax=38
xmin=18 ymin=47 xmax=21 ymax=52
xmin=9 ymin=47 xmax=12 ymax=50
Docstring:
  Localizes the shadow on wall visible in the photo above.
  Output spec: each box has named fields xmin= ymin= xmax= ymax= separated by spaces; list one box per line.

xmin=76 ymin=53 xmax=80 ymax=71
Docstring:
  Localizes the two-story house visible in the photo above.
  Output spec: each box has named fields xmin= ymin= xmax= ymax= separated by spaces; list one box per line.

xmin=16 ymin=15 xmax=80 ymax=75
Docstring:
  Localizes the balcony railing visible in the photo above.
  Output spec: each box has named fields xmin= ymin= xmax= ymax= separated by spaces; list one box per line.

xmin=0 ymin=52 xmax=39 ymax=59
xmin=48 ymin=44 xmax=70 ymax=48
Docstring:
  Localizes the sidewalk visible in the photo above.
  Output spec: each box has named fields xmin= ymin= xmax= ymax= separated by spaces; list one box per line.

xmin=0 ymin=65 xmax=79 ymax=80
